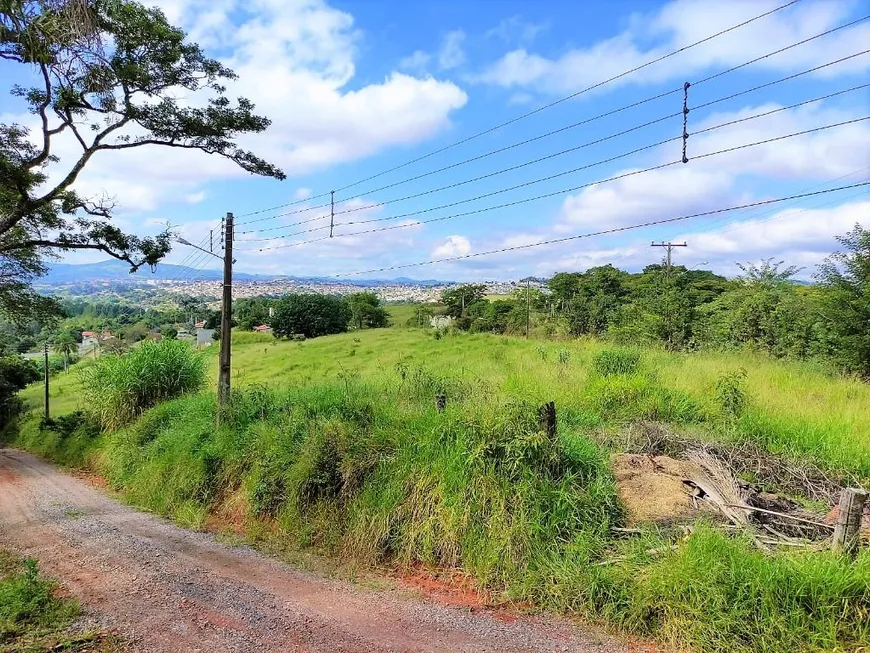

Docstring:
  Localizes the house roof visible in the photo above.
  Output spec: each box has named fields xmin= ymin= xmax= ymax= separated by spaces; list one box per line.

xmin=253 ymin=324 xmax=272 ymax=331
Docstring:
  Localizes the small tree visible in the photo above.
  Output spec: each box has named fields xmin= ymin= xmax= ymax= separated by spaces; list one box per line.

xmin=440 ymin=284 xmax=487 ymax=318
xmin=816 ymin=224 xmax=870 ymax=376
xmin=53 ymin=331 xmax=77 ymax=370
xmin=272 ymin=294 xmax=350 ymax=339
xmin=346 ymin=292 xmax=389 ymax=330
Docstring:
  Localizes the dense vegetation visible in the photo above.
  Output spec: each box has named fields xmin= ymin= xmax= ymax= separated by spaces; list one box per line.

xmin=440 ymin=224 xmax=870 ymax=378
xmin=11 ymin=326 xmax=870 ymax=652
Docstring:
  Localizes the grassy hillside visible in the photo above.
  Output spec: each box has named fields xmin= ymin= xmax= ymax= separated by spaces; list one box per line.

xmin=12 ymin=325 xmax=870 ymax=652
xmin=23 ymin=326 xmax=870 ymax=478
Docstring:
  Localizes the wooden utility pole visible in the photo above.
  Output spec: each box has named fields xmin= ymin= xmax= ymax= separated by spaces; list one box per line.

xmin=218 ymin=212 xmax=234 ymax=411
xmin=832 ymin=488 xmax=868 ymax=556
xmin=650 ymin=241 xmax=687 ymax=273
xmin=526 ymin=277 xmax=531 ymax=338
xmin=43 ymin=342 xmax=49 ymax=420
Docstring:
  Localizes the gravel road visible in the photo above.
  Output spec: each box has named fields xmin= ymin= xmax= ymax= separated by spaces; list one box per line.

xmin=0 ymin=448 xmax=630 ymax=653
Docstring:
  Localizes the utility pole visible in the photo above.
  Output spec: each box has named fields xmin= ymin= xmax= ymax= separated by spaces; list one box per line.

xmin=650 ymin=241 xmax=687 ymax=274
xmin=526 ymin=277 xmax=531 ymax=338
xmin=43 ymin=342 xmax=49 ymax=420
xmin=218 ymin=212 xmax=234 ymax=411
xmin=329 ymin=190 xmax=335 ymax=238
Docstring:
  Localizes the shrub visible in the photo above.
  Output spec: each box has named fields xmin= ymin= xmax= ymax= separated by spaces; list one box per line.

xmin=0 ymin=356 xmax=39 ymax=421
xmin=592 ymin=347 xmax=641 ymax=377
xmin=81 ymin=339 xmax=207 ymax=430
xmin=714 ymin=369 xmax=748 ymax=424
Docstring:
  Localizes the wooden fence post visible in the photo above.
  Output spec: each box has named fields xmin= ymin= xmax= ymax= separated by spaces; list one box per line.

xmin=538 ymin=401 xmax=556 ymax=437
xmin=435 ymin=392 xmax=446 ymax=412
xmin=832 ymin=488 xmax=868 ymax=556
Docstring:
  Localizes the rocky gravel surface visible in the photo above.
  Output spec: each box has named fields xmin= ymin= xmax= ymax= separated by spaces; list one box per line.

xmin=0 ymin=448 xmax=631 ymax=652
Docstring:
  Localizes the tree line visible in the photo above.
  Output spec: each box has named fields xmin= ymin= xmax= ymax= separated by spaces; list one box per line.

xmin=436 ymin=224 xmax=870 ymax=378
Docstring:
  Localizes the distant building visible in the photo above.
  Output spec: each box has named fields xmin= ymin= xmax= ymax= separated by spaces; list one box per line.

xmin=253 ymin=324 xmax=273 ymax=334
xmin=194 ymin=320 xmax=205 ymax=329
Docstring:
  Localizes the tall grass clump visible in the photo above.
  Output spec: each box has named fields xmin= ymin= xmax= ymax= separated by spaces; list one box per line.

xmin=81 ymin=339 xmax=207 ymax=430
xmin=592 ymin=347 xmax=642 ymax=377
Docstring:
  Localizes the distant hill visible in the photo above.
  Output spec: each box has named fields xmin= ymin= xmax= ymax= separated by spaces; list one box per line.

xmin=38 ymin=260 xmax=451 ymax=286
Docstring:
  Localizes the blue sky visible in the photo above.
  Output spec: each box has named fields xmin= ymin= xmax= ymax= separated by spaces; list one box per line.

xmin=2 ymin=0 xmax=868 ymax=280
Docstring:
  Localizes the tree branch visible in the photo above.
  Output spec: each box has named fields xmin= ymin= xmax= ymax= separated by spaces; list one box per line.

xmin=8 ymin=239 xmax=151 ymax=271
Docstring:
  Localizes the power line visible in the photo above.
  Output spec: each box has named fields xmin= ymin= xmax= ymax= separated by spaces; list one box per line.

xmin=239 ymin=108 xmax=870 ymax=251
xmin=330 ymin=0 xmax=804 ymax=196
xmin=662 ymin=165 xmax=870 ymax=239
xmin=235 ymin=192 xmax=333 ymax=221
xmin=232 ymin=0 xmax=815 ymax=229
xmin=337 ymin=182 xmax=869 ymax=277
xmin=241 ymin=71 xmax=868 ymax=242
xmin=318 ymin=21 xmax=868 ymax=214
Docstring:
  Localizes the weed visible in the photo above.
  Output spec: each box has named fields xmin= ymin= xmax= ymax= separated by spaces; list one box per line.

xmin=593 ymin=348 xmax=642 ymax=377
xmin=80 ymin=339 xmax=206 ymax=430
xmin=715 ymin=368 xmax=748 ymax=424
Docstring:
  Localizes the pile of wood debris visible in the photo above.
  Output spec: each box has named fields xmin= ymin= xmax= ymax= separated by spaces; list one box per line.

xmin=611 ymin=422 xmax=869 ymax=549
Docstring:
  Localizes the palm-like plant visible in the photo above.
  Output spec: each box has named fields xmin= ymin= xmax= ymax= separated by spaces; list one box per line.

xmin=53 ymin=332 xmax=77 ymax=371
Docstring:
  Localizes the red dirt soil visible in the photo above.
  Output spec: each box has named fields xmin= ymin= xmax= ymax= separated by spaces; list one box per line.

xmin=0 ymin=448 xmax=631 ymax=653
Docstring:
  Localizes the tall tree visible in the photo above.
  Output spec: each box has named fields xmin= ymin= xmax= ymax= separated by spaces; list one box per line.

xmin=0 ymin=0 xmax=284 ymax=321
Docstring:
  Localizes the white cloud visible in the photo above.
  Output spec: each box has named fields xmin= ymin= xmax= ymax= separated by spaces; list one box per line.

xmin=507 ymin=92 xmax=535 ymax=105
xmin=432 ymin=235 xmax=472 ymax=258
xmin=294 ymin=187 xmax=313 ymax=200
xmin=557 ymin=102 xmax=870 ymax=233
xmin=10 ymin=0 xmax=468 ymax=222
xmin=476 ymin=0 xmax=870 ymax=94
xmin=400 ymin=50 xmax=432 ymax=74
xmin=438 ymin=30 xmax=466 ymax=70
xmin=485 ymin=16 xmax=549 ymax=45
xmin=557 ymin=167 xmax=736 ymax=232
xmin=185 ymin=191 xmax=207 ymax=204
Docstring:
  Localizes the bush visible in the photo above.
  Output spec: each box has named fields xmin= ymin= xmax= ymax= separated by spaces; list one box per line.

xmin=81 ymin=339 xmax=207 ymax=430
xmin=272 ymin=293 xmax=350 ymax=339
xmin=592 ymin=347 xmax=641 ymax=377
xmin=0 ymin=356 xmax=39 ymax=421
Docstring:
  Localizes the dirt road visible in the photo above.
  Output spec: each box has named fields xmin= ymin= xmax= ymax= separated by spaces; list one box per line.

xmin=0 ymin=449 xmax=628 ymax=652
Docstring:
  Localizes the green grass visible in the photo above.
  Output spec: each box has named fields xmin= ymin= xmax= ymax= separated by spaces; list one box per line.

xmin=0 ymin=550 xmax=118 ymax=652
xmin=12 ymin=326 xmax=870 ymax=652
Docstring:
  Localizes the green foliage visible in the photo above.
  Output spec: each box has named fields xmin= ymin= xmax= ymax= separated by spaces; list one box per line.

xmin=272 ymin=293 xmax=350 ymax=339
xmin=234 ymin=297 xmax=273 ymax=331
xmin=440 ymin=284 xmax=487 ymax=318
xmin=816 ymin=223 xmax=870 ymax=377
xmin=12 ymin=326 xmax=870 ymax=652
xmin=565 ymin=265 xmax=629 ymax=336
xmin=0 ymin=354 xmax=39 ymax=420
xmin=346 ymin=292 xmax=390 ymax=330
xmin=0 ymin=551 xmax=79 ymax=644
xmin=80 ymin=339 xmax=206 ymax=429
xmin=592 ymin=347 xmax=641 ymax=377
xmin=714 ymin=369 xmax=748 ymax=424
xmin=0 ymin=0 xmax=283 ymax=323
